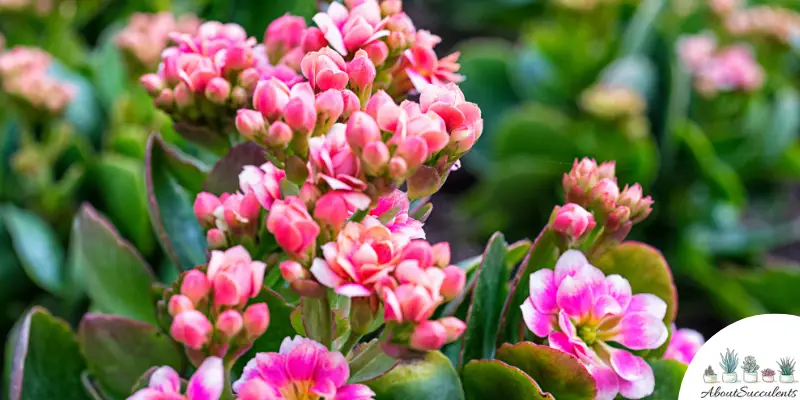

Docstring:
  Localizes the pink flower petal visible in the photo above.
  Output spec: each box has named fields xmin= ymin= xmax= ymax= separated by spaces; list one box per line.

xmin=554 ymin=250 xmax=590 ymax=285
xmin=548 ymin=331 xmax=576 ymax=356
xmin=592 ymin=295 xmax=622 ymax=320
xmin=626 ymin=294 xmax=667 ymax=320
xmin=528 ymin=269 xmax=558 ymax=314
xmin=286 ymin=341 xmax=321 ymax=381
xmin=313 ymin=13 xmax=347 ymax=55
xmin=612 ymin=312 xmax=669 ymax=350
xmin=149 ymin=366 xmax=181 ymax=393
xmin=186 ymin=357 xmax=224 ymax=400
xmin=334 ymin=384 xmax=376 ymax=400
xmin=335 ymin=283 xmax=372 ymax=297
xmin=311 ymin=259 xmax=345 ymax=289
xmin=521 ymin=298 xmax=554 ymax=337
xmin=608 ymin=347 xmax=648 ymax=382
xmin=616 ymin=358 xmax=655 ymax=399
xmin=557 ymin=310 xmax=578 ymax=338
xmin=605 ymin=275 xmax=632 ymax=311
xmin=405 ymin=68 xmax=431 ymax=92
xmin=556 ymin=275 xmax=593 ymax=320
xmin=586 ymin=363 xmax=620 ymax=400
xmin=313 ymin=350 xmax=350 ymax=389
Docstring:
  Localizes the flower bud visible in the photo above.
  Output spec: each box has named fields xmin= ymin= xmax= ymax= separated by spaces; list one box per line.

xmin=348 ymin=50 xmax=376 ymax=91
xmin=267 ymin=121 xmax=293 ymax=148
xmin=194 ymin=192 xmax=222 ymax=227
xmin=254 ymin=79 xmax=290 ymax=119
xmin=316 ymin=89 xmax=344 ymax=123
xmin=265 ymin=15 xmax=306 ymax=58
xmin=225 ymin=45 xmax=254 ymax=71
xmin=381 ymin=0 xmax=403 ymax=15
xmin=597 ymin=161 xmax=616 ymax=179
xmin=154 ymin=88 xmax=174 ymax=109
xmin=236 ymin=109 xmax=266 ymax=140
xmin=590 ymin=178 xmax=620 ymax=212
xmin=314 ymin=192 xmax=350 ymax=231
xmin=440 ymin=266 xmax=466 ymax=301
xmin=181 ymin=270 xmax=211 ymax=304
xmin=301 ymin=27 xmax=327 ymax=53
xmin=363 ymin=41 xmax=389 ymax=66
xmin=438 ymin=317 xmax=466 ymax=343
xmin=238 ymin=68 xmax=261 ymax=91
xmin=205 ymin=77 xmax=231 ymax=104
xmin=346 ymin=111 xmax=381 ymax=151
xmin=243 ymin=303 xmax=270 ymax=340
xmin=432 ymin=242 xmax=451 ymax=267
xmin=551 ymin=203 xmax=596 ymax=240
xmin=388 ymin=31 xmax=406 ymax=49
xmin=605 ymin=205 xmax=631 ymax=232
xmin=174 ymin=82 xmax=193 ymax=109
xmin=280 ymin=260 xmax=308 ymax=283
xmin=171 ymin=310 xmax=213 ymax=350
xmin=398 ymin=136 xmax=429 ymax=169
xmin=232 ymin=87 xmax=249 ymax=106
xmin=290 ymin=279 xmax=327 ymax=298
xmin=216 ymin=309 xmax=244 ymax=339
xmin=388 ymin=156 xmax=408 ymax=180
xmin=283 ymin=97 xmax=317 ymax=133
xmin=341 ymin=90 xmax=360 ymax=119
xmin=168 ymin=294 xmax=194 ymax=317
xmin=362 ymin=142 xmax=390 ymax=173
xmin=140 ymin=74 xmax=164 ymax=96
xmin=207 ymin=229 xmax=227 ymax=249
xmin=410 ymin=320 xmax=447 ymax=351
xmin=407 ymin=165 xmax=441 ymax=200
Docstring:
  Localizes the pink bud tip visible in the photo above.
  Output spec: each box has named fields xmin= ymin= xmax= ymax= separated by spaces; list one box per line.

xmin=346 ymin=111 xmax=381 ymax=151
xmin=216 ymin=309 xmax=244 ymax=339
xmin=174 ymin=82 xmax=193 ymax=109
xmin=590 ymin=178 xmax=620 ymax=205
xmin=388 ymin=156 xmax=408 ymax=180
xmin=440 ymin=266 xmax=466 ymax=301
xmin=243 ymin=302 xmax=270 ymax=340
xmin=301 ymin=27 xmax=327 ymax=53
xmin=236 ymin=109 xmax=266 ymax=140
xmin=438 ymin=317 xmax=466 ymax=343
xmin=264 ymin=121 xmax=291 ymax=148
xmin=171 ymin=310 xmax=213 ymax=350
xmin=432 ymin=242 xmax=451 ymax=267
xmin=205 ymin=77 xmax=231 ymax=104
xmin=280 ymin=260 xmax=307 ymax=283
xmin=154 ymin=88 xmax=174 ymax=108
xmin=181 ymin=270 xmax=211 ymax=304
xmin=315 ymin=89 xmax=344 ymax=122
xmin=410 ymin=320 xmax=447 ymax=351
xmin=551 ymin=203 xmax=596 ymax=239
xmin=168 ymin=295 xmax=194 ymax=317
xmin=283 ymin=97 xmax=317 ymax=133
xmin=362 ymin=141 xmax=390 ymax=173
xmin=207 ymin=228 xmax=227 ymax=249
xmin=313 ymin=192 xmax=350 ymax=231
xmin=341 ymin=90 xmax=360 ymax=119
xmin=194 ymin=192 xmax=222 ymax=227
xmin=348 ymin=50 xmax=377 ymax=90
xmin=140 ymin=74 xmax=163 ymax=96
xmin=363 ymin=41 xmax=390 ymax=66
xmin=238 ymin=68 xmax=261 ymax=91
xmin=398 ymin=136 xmax=429 ymax=169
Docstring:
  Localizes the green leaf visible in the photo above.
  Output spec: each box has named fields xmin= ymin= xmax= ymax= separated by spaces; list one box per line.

xmin=619 ymin=0 xmax=664 ymax=56
xmin=49 ymin=60 xmax=103 ymax=146
xmin=495 ymin=342 xmax=596 ymax=400
xmin=734 ymin=268 xmax=800 ymax=315
xmin=203 ymin=142 xmax=267 ymax=195
xmin=0 ymin=204 xmax=66 ymax=296
xmin=762 ymin=87 xmax=800 ymax=167
xmin=78 ymin=314 xmax=184 ymax=398
xmin=145 ymin=134 xmax=209 ymax=272
xmin=90 ymin=22 xmax=127 ymax=109
xmin=347 ymin=339 xmax=398 ymax=384
xmin=458 ymin=232 xmax=508 ymax=366
xmin=80 ymin=371 xmax=107 ymax=400
xmin=462 ymin=360 xmax=553 ymax=400
xmin=0 ymin=218 xmax=31 ymax=303
xmin=592 ymin=242 xmax=678 ymax=323
xmin=493 ymin=103 xmax=578 ymax=162
xmin=7 ymin=307 xmax=89 ymax=400
xmin=91 ymin=155 xmax=155 ymax=257
xmin=71 ymin=204 xmax=157 ymax=324
xmin=367 ymin=351 xmax=464 ymax=400
xmin=644 ymin=359 xmax=687 ymax=400
xmin=234 ymin=287 xmax=296 ymax=375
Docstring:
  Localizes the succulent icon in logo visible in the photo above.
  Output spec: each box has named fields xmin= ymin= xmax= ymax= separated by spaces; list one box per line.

xmin=742 ymin=356 xmax=759 ymax=383
xmin=720 ymin=348 xmax=740 ymax=383
xmin=704 ymin=366 xmax=719 ymax=383
xmin=778 ymin=357 xmax=796 ymax=383
xmin=762 ymin=368 xmax=776 ymax=383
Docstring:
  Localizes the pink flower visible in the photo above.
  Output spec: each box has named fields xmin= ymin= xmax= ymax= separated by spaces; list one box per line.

xmin=243 ymin=303 xmax=270 ymax=341
xmin=521 ymin=250 xmax=669 ymax=400
xmin=695 ymin=44 xmax=764 ymax=95
xmin=206 ymin=246 xmax=267 ymax=307
xmin=664 ymin=327 xmax=704 ymax=365
xmin=171 ymin=310 xmax=214 ymax=350
xmin=419 ymin=83 xmax=483 ymax=154
xmin=239 ymin=162 xmax=286 ymax=210
xmin=617 ymin=184 xmax=654 ymax=223
xmin=309 ymin=123 xmax=369 ymax=194
xmin=267 ymin=196 xmax=321 ymax=260
xmin=128 ymin=357 xmax=224 ymax=400
xmin=383 ymin=283 xmax=438 ymax=323
xmin=253 ymin=77 xmax=291 ymax=120
xmin=212 ymin=192 xmax=261 ymax=233
xmin=677 ymin=33 xmax=717 ymax=72
xmin=312 ymin=1 xmax=389 ymax=56
xmin=551 ymin=203 xmax=596 ymax=240
xmin=311 ymin=217 xmax=408 ymax=297
xmin=562 ymin=158 xmax=616 ymax=204
xmin=265 ymin=15 xmax=307 ymax=59
xmin=347 ymin=50 xmax=377 ymax=91
xmin=314 ymin=190 xmax=372 ymax=232
xmin=234 ymin=336 xmax=375 ymax=400
xmin=283 ymin=82 xmax=319 ymax=133
xmin=403 ymin=32 xmax=464 ymax=91
xmin=368 ymin=189 xmax=425 ymax=239
xmin=300 ymin=47 xmax=349 ymax=91
xmin=194 ymin=192 xmax=222 ymax=228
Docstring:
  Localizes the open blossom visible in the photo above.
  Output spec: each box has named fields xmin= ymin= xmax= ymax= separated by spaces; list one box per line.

xmin=402 ymin=31 xmax=464 ymax=91
xmin=312 ymin=0 xmax=389 ymax=56
xmin=234 ymin=336 xmax=375 ymax=400
xmin=239 ymin=162 xmax=286 ymax=209
xmin=664 ymin=327 xmax=705 ymax=365
xmin=369 ymin=189 xmax=425 ymax=239
xmin=522 ymin=250 xmax=669 ymax=400
xmin=128 ymin=357 xmax=224 ymax=400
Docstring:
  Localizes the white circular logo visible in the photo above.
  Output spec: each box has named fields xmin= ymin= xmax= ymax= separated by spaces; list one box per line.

xmin=680 ymin=314 xmax=800 ymax=399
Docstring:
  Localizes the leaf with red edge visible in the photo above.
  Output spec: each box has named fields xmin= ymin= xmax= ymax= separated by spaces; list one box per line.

xmin=462 ymin=360 xmax=554 ymax=400
xmin=203 ymin=142 xmax=268 ymax=195
xmin=78 ymin=314 xmax=184 ymax=398
xmin=495 ymin=342 xmax=596 ymax=400
xmin=592 ymin=241 xmax=678 ymax=323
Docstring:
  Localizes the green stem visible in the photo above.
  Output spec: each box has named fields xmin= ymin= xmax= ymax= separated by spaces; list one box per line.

xmin=339 ymin=332 xmax=363 ymax=357
xmin=220 ymin=361 xmax=235 ymax=400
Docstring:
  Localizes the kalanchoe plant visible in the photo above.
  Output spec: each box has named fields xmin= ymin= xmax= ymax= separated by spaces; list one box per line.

xmin=720 ymin=348 xmax=740 ymax=374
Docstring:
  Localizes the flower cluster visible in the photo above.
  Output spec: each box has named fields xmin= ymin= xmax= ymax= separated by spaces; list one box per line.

xmin=234 ymin=336 xmax=375 ymax=400
xmin=117 ymin=12 xmax=201 ymax=73
xmin=677 ymin=34 xmax=764 ymax=96
xmin=721 ymin=4 xmax=800 ymax=44
xmin=664 ymin=327 xmax=705 ymax=365
xmin=165 ymin=246 xmax=270 ymax=360
xmin=522 ymin=250 xmax=669 ymax=400
xmin=0 ymin=46 xmax=75 ymax=116
xmin=129 ymin=357 xmax=224 ymax=400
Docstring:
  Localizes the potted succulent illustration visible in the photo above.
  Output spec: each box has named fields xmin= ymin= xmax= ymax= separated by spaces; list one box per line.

xmin=743 ymin=356 xmax=759 ymax=383
xmin=720 ymin=348 xmax=740 ymax=383
xmin=704 ymin=366 xmax=720 ymax=383
xmin=762 ymin=368 xmax=776 ymax=383
xmin=779 ymin=358 xmax=796 ymax=383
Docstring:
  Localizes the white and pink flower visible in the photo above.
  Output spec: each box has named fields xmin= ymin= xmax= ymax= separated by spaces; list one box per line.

xmin=312 ymin=0 xmax=389 ymax=56
xmin=521 ymin=250 xmax=669 ymax=400
xmin=128 ymin=357 xmax=224 ymax=400
xmin=369 ymin=189 xmax=425 ymax=239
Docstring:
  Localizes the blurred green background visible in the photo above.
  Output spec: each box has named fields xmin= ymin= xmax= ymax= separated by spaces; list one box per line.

xmin=1 ymin=0 xmax=799 ymax=380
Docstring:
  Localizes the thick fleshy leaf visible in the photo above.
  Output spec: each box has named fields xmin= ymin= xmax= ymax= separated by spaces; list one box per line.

xmin=0 ymin=205 xmax=66 ymax=296
xmin=367 ymin=351 xmax=464 ymax=400
xmin=71 ymin=204 xmax=157 ymax=324
xmin=643 ymin=359 xmax=687 ymax=400
xmin=0 ymin=218 xmax=30 ymax=304
xmin=234 ymin=287 xmax=296 ymax=375
xmin=78 ymin=314 xmax=184 ymax=398
xmin=8 ymin=307 xmax=89 ymax=400
xmin=462 ymin=360 xmax=554 ymax=400
xmin=203 ymin=142 xmax=268 ymax=195
xmin=762 ymin=88 xmax=800 ymax=166
xmin=459 ymin=232 xmax=508 ymax=366
xmin=592 ymin=242 xmax=678 ymax=323
xmin=736 ymin=268 xmax=800 ymax=315
xmin=496 ymin=342 xmax=596 ymax=400
xmin=146 ymin=134 xmax=209 ymax=271
xmin=347 ymin=339 xmax=398 ymax=383
xmin=500 ymin=227 xmax=559 ymax=344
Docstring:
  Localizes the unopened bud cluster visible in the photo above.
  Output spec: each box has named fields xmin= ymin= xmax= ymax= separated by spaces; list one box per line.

xmin=0 ymin=46 xmax=75 ymax=116
xmin=116 ymin=12 xmax=201 ymax=74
